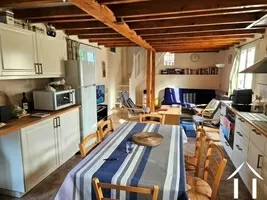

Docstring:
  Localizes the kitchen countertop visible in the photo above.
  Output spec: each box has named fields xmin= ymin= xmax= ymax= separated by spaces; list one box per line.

xmin=0 ymin=105 xmax=81 ymax=137
xmin=221 ymin=101 xmax=267 ymax=137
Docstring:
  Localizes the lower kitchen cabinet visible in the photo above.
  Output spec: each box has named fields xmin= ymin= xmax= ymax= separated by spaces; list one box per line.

xmin=57 ymin=108 xmax=80 ymax=165
xmin=0 ymin=108 xmax=80 ymax=197
xmin=21 ymin=118 xmax=58 ymax=191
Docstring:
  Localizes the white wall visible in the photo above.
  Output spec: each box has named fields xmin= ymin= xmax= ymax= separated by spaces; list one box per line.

xmin=132 ymin=51 xmax=223 ymax=104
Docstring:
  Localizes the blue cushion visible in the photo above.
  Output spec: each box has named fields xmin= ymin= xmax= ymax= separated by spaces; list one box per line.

xmin=162 ymin=88 xmax=182 ymax=105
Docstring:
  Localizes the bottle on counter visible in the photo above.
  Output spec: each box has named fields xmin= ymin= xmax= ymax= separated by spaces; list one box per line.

xmin=21 ymin=92 xmax=29 ymax=112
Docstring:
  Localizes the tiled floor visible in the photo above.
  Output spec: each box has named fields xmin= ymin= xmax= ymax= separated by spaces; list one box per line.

xmin=0 ymin=109 xmax=252 ymax=200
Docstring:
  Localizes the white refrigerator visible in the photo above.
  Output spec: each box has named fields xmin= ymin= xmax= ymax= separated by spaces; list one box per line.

xmin=64 ymin=60 xmax=97 ymax=140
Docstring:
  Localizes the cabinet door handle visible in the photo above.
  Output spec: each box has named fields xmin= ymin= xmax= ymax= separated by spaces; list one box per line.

xmin=237 ymin=132 xmax=243 ymax=137
xmin=257 ymin=154 xmax=263 ymax=169
xmin=252 ymin=129 xmax=261 ymax=135
xmin=236 ymin=144 xmax=242 ymax=151
xmin=39 ymin=63 xmax=43 ymax=74
xmin=57 ymin=117 xmax=61 ymax=127
xmin=53 ymin=118 xmax=57 ymax=128
xmin=34 ymin=63 xmax=39 ymax=74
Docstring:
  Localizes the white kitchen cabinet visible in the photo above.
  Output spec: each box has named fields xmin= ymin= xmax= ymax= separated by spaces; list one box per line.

xmin=36 ymin=33 xmax=65 ymax=77
xmin=57 ymin=108 xmax=80 ymax=165
xmin=0 ymin=24 xmax=37 ymax=75
xmin=20 ymin=118 xmax=58 ymax=191
xmin=247 ymin=141 xmax=264 ymax=194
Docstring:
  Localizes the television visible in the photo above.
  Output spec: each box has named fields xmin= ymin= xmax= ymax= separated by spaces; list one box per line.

xmin=96 ymin=85 xmax=105 ymax=104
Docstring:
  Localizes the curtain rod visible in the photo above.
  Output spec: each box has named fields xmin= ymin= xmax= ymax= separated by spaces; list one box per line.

xmin=236 ymin=34 xmax=264 ymax=49
xmin=66 ymin=38 xmax=101 ymax=50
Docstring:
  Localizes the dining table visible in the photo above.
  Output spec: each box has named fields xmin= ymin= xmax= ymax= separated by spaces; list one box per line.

xmin=55 ymin=122 xmax=189 ymax=200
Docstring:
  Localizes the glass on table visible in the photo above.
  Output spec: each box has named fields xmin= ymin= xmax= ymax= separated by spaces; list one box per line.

xmin=126 ymin=141 xmax=134 ymax=154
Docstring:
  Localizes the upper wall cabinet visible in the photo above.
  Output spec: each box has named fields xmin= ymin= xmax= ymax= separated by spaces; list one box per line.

xmin=36 ymin=33 xmax=65 ymax=77
xmin=0 ymin=23 xmax=66 ymax=78
xmin=0 ymin=24 xmax=37 ymax=76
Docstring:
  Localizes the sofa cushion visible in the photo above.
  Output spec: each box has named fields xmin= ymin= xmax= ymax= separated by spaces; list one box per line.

xmin=162 ymin=87 xmax=182 ymax=105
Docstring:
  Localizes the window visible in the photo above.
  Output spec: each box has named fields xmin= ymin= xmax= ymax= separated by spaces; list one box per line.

xmin=164 ymin=52 xmax=175 ymax=66
xmin=237 ymin=47 xmax=255 ymax=89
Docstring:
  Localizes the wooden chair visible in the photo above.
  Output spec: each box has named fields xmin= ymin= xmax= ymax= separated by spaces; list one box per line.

xmin=139 ymin=113 xmax=165 ymax=124
xmin=186 ymin=141 xmax=227 ymax=200
xmin=79 ymin=132 xmax=100 ymax=158
xmin=185 ymin=128 xmax=206 ymax=177
xmin=97 ymin=119 xmax=114 ymax=141
xmin=93 ymin=178 xmax=159 ymax=200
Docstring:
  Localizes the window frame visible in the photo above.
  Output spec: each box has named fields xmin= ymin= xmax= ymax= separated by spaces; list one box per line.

xmin=237 ymin=45 xmax=256 ymax=89
xmin=164 ymin=52 xmax=175 ymax=66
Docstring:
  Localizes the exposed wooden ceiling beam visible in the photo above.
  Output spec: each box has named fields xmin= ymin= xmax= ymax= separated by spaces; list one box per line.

xmin=155 ymin=47 xmax=228 ymax=52
xmin=88 ymin=36 xmax=251 ymax=44
xmin=98 ymin=0 xmax=151 ymax=5
xmin=154 ymin=44 xmax=233 ymax=49
xmin=53 ymin=21 xmax=107 ymax=30
xmin=151 ymin=42 xmax=240 ymax=47
xmin=70 ymin=0 xmax=153 ymax=49
xmin=109 ymin=0 xmax=267 ymax=17
xmin=65 ymin=28 xmax=116 ymax=35
xmin=158 ymin=49 xmax=222 ymax=53
xmin=136 ymin=24 xmax=249 ymax=36
xmin=79 ymin=34 xmax=121 ymax=39
xmin=128 ymin=13 xmax=265 ymax=30
xmin=123 ymin=7 xmax=267 ymax=22
xmin=104 ymin=44 xmax=137 ymax=47
xmin=144 ymin=33 xmax=261 ymax=41
xmin=28 ymin=16 xmax=95 ymax=23
xmin=0 ymin=0 xmax=60 ymax=8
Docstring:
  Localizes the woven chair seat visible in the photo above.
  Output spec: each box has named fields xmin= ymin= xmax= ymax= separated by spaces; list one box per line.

xmin=186 ymin=176 xmax=212 ymax=200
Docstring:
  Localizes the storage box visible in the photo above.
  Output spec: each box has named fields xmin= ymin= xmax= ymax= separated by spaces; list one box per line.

xmin=0 ymin=11 xmax=14 ymax=25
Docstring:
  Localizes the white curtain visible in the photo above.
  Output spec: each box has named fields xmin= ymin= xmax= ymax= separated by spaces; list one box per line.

xmin=228 ymin=48 xmax=241 ymax=95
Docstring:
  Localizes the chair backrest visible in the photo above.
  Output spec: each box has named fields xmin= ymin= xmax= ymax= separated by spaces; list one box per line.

xmin=139 ymin=113 xmax=165 ymax=124
xmin=93 ymin=178 xmax=159 ymax=200
xmin=203 ymin=141 xmax=227 ymax=200
xmin=79 ymin=132 xmax=100 ymax=158
xmin=194 ymin=128 xmax=207 ymax=177
xmin=97 ymin=119 xmax=114 ymax=141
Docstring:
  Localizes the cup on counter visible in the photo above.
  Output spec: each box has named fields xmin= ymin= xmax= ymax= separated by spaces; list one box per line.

xmin=126 ymin=141 xmax=134 ymax=154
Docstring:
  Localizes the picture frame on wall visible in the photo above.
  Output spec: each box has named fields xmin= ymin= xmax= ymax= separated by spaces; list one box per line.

xmin=102 ymin=61 xmax=106 ymax=78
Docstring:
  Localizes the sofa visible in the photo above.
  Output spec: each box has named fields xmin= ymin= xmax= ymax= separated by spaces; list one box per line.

xmin=161 ymin=87 xmax=216 ymax=108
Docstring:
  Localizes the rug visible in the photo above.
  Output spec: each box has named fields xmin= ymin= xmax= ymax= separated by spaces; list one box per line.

xmin=180 ymin=119 xmax=196 ymax=137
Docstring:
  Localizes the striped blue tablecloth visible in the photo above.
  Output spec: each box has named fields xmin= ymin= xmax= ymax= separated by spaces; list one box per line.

xmin=55 ymin=122 xmax=188 ymax=200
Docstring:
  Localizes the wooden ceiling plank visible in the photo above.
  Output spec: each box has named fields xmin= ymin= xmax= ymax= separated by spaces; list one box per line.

xmin=151 ymin=42 xmax=240 ymax=47
xmin=14 ymin=5 xmax=88 ymax=20
xmin=70 ymin=0 xmax=153 ymax=50
xmin=98 ymin=0 xmax=152 ymax=5
xmin=78 ymin=34 xmax=122 ymax=39
xmin=28 ymin=16 xmax=96 ymax=23
xmin=65 ymin=28 xmax=116 ymax=35
xmin=142 ymin=29 xmax=265 ymax=39
xmin=123 ymin=7 xmax=267 ymax=22
xmin=149 ymin=39 xmax=245 ymax=44
xmin=52 ymin=21 xmax=107 ymax=30
xmin=88 ymin=38 xmax=130 ymax=42
xmin=136 ymin=24 xmax=249 ymax=35
xmin=128 ymin=13 xmax=265 ymax=30
xmin=158 ymin=49 xmax=222 ymax=53
xmin=144 ymin=33 xmax=260 ymax=41
xmin=0 ymin=0 xmax=60 ymax=8
xmin=109 ymin=0 xmax=267 ymax=17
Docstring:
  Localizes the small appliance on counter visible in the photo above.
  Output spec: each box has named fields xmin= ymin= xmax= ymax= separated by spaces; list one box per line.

xmin=230 ymin=89 xmax=253 ymax=111
xmin=33 ymin=89 xmax=75 ymax=111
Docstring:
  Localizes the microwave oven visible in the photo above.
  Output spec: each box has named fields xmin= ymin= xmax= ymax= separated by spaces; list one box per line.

xmin=33 ymin=89 xmax=76 ymax=111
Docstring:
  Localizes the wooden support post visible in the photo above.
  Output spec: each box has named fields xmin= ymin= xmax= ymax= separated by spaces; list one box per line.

xmin=151 ymin=51 xmax=156 ymax=112
xmin=146 ymin=50 xmax=152 ymax=109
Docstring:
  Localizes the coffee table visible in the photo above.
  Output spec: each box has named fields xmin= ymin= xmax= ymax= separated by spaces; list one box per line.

xmin=158 ymin=105 xmax=182 ymax=125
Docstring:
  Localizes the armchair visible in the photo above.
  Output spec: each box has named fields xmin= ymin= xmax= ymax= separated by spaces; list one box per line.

xmin=119 ymin=91 xmax=150 ymax=120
